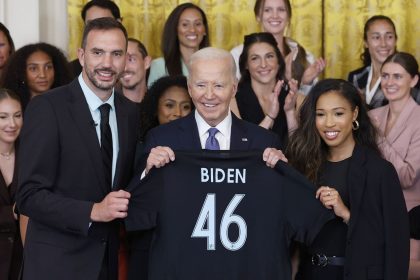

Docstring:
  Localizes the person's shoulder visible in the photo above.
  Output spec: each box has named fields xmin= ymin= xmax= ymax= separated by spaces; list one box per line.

xmin=230 ymin=44 xmax=244 ymax=55
xmin=150 ymin=114 xmax=191 ymax=135
xmin=358 ymin=146 xmax=393 ymax=172
xmin=348 ymin=65 xmax=369 ymax=79
xmin=150 ymin=57 xmax=165 ymax=67
xmin=235 ymin=117 xmax=278 ymax=139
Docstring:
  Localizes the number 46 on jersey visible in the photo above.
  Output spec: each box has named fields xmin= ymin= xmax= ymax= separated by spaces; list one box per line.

xmin=191 ymin=193 xmax=247 ymax=251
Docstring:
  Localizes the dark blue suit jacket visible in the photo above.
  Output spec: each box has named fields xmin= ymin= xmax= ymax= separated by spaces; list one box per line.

xmin=142 ymin=112 xmax=282 ymax=153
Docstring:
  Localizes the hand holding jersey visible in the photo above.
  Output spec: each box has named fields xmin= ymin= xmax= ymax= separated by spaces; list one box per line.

xmin=144 ymin=47 xmax=287 ymax=174
xmin=146 ymin=146 xmax=287 ymax=173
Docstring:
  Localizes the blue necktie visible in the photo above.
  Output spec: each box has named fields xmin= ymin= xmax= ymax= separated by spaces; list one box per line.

xmin=205 ymin=128 xmax=220 ymax=150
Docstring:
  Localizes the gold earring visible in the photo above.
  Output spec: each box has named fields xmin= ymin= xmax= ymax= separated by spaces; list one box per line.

xmin=352 ymin=120 xmax=359 ymax=130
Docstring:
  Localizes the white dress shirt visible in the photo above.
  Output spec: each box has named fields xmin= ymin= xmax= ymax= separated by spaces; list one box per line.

xmin=78 ymin=74 xmax=119 ymax=185
xmin=195 ymin=110 xmax=232 ymax=150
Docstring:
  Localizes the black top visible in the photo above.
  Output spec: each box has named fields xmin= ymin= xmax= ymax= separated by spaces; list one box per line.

xmin=126 ymin=151 xmax=333 ymax=280
xmin=296 ymin=157 xmax=351 ymax=280
xmin=236 ymin=80 xmax=288 ymax=148
xmin=0 ymin=147 xmax=22 ymax=280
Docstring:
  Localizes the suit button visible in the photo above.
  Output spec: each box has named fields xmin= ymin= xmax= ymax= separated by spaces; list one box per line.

xmin=101 ymin=238 xmax=107 ymax=244
xmin=347 ymin=239 xmax=351 ymax=245
xmin=8 ymin=237 xmax=14 ymax=243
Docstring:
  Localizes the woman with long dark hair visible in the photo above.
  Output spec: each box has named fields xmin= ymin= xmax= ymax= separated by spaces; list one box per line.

xmin=0 ymin=23 xmax=15 ymax=80
xmin=348 ymin=15 xmax=420 ymax=109
xmin=147 ymin=3 xmax=210 ymax=87
xmin=232 ymin=32 xmax=300 ymax=146
xmin=287 ymin=79 xmax=409 ymax=279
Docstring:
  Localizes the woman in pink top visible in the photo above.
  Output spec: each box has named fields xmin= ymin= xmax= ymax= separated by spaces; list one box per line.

xmin=369 ymin=52 xmax=420 ymax=279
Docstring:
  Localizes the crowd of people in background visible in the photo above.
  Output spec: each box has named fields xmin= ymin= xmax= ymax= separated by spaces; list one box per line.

xmin=0 ymin=0 xmax=419 ymax=279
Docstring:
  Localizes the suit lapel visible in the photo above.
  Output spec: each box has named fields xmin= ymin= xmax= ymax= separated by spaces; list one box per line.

xmin=68 ymin=80 xmax=108 ymax=196
xmin=0 ymin=176 xmax=10 ymax=204
xmin=347 ymin=145 xmax=367 ymax=237
xmin=113 ymin=94 xmax=128 ymax=189
xmin=177 ymin=113 xmax=201 ymax=149
xmin=230 ymin=114 xmax=250 ymax=150
xmin=386 ymin=97 xmax=416 ymax=144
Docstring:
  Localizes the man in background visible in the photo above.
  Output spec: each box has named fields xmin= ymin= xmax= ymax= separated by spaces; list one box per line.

xmin=120 ymin=38 xmax=151 ymax=103
xmin=69 ymin=0 xmax=122 ymax=78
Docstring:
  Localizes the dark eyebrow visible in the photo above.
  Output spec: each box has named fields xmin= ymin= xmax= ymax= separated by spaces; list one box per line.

xmin=91 ymin=47 xmax=104 ymax=52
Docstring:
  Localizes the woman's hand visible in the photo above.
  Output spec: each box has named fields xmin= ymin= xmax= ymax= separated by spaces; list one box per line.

xmin=284 ymin=79 xmax=298 ymax=113
xmin=316 ymin=186 xmax=350 ymax=224
xmin=301 ymin=57 xmax=326 ymax=85
xmin=284 ymin=48 xmax=299 ymax=81
xmin=265 ymin=80 xmax=283 ymax=119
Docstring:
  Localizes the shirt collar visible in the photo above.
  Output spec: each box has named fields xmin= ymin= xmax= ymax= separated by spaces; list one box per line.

xmin=195 ymin=110 xmax=232 ymax=138
xmin=78 ymin=74 xmax=115 ymax=111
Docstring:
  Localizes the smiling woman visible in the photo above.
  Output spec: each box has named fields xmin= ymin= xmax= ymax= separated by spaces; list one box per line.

xmin=233 ymin=32 xmax=302 ymax=146
xmin=0 ymin=43 xmax=71 ymax=110
xmin=287 ymin=79 xmax=409 ymax=279
xmin=368 ymin=52 xmax=420 ymax=278
xmin=0 ymin=23 xmax=15 ymax=81
xmin=0 ymin=89 xmax=23 ymax=280
xmin=147 ymin=3 xmax=210 ymax=87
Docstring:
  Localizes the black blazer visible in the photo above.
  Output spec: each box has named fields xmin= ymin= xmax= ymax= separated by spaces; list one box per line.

xmin=347 ymin=66 xmax=388 ymax=109
xmin=0 ymin=148 xmax=22 ymax=280
xmin=17 ymin=79 xmax=139 ymax=280
xmin=341 ymin=145 xmax=409 ymax=279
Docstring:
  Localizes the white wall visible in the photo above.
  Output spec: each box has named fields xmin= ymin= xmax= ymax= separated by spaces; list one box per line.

xmin=0 ymin=0 xmax=69 ymax=57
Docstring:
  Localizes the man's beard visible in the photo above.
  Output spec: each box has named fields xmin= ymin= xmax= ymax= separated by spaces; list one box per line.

xmin=86 ymin=67 xmax=118 ymax=91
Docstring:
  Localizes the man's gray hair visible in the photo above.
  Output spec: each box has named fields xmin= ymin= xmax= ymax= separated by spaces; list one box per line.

xmin=187 ymin=47 xmax=237 ymax=81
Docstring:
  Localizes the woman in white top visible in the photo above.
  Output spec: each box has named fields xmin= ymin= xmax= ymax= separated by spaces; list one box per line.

xmin=231 ymin=0 xmax=325 ymax=95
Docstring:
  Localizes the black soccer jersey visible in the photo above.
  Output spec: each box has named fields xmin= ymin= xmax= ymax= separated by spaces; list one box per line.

xmin=126 ymin=151 xmax=333 ymax=280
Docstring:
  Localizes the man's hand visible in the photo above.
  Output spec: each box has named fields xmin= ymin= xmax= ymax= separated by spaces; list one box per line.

xmin=263 ymin=148 xmax=288 ymax=168
xmin=145 ymin=146 xmax=175 ymax=174
xmin=90 ymin=190 xmax=131 ymax=222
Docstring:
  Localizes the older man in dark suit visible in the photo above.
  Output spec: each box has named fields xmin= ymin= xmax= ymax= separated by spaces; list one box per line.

xmin=17 ymin=18 xmax=139 ymax=280
xmin=143 ymin=47 xmax=286 ymax=172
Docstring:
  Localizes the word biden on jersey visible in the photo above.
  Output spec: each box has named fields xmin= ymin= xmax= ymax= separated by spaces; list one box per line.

xmin=201 ymin=168 xmax=246 ymax=184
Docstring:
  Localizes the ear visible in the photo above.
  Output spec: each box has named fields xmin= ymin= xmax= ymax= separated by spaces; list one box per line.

xmin=410 ymin=74 xmax=419 ymax=88
xmin=363 ymin=40 xmax=368 ymax=49
xmin=231 ymin=77 xmax=238 ymax=99
xmin=187 ymin=79 xmax=193 ymax=99
xmin=353 ymin=106 xmax=359 ymax=122
xmin=77 ymin=48 xmax=85 ymax=68
xmin=144 ymin=55 xmax=152 ymax=70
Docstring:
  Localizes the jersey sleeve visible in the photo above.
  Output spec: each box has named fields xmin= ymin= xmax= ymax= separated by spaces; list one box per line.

xmin=275 ymin=161 xmax=334 ymax=245
xmin=125 ymin=169 xmax=163 ymax=232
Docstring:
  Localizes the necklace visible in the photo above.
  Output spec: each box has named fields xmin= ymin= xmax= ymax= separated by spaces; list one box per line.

xmin=0 ymin=152 xmax=13 ymax=160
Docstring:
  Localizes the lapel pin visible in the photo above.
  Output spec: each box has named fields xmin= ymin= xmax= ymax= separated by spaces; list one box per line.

xmin=242 ymin=138 xmax=248 ymax=142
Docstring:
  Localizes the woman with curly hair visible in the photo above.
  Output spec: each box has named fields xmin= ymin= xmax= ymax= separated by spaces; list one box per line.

xmin=147 ymin=3 xmax=210 ymax=86
xmin=140 ymin=75 xmax=193 ymax=142
xmin=287 ymin=79 xmax=409 ymax=279
xmin=0 ymin=42 xmax=71 ymax=110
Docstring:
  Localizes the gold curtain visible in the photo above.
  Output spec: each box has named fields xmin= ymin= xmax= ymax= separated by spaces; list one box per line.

xmin=67 ymin=0 xmax=420 ymax=79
